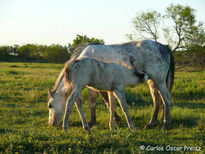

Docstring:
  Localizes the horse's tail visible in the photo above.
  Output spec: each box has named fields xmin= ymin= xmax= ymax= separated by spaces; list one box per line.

xmin=166 ymin=46 xmax=175 ymax=92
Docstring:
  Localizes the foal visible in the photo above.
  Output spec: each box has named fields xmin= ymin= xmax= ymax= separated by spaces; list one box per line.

xmin=62 ymin=57 xmax=148 ymax=132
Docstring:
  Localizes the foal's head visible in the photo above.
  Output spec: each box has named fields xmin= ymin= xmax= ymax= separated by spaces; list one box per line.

xmin=47 ymin=89 xmax=67 ymax=126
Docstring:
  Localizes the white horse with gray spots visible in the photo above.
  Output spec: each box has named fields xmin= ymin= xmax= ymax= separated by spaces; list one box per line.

xmin=47 ymin=40 xmax=174 ymax=130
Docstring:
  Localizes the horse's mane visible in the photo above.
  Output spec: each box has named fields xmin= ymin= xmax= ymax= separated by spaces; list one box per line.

xmin=71 ymin=42 xmax=103 ymax=59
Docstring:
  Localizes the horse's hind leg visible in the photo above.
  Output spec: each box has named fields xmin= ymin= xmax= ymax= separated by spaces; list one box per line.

xmin=88 ymin=89 xmax=97 ymax=128
xmin=99 ymin=91 xmax=121 ymax=126
xmin=108 ymin=91 xmax=116 ymax=130
xmin=75 ymin=97 xmax=91 ymax=133
xmin=155 ymin=81 xmax=172 ymax=129
xmin=114 ymin=89 xmax=136 ymax=131
xmin=144 ymin=79 xmax=163 ymax=129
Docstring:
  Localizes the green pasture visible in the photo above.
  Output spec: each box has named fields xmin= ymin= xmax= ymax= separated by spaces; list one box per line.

xmin=0 ymin=62 xmax=204 ymax=153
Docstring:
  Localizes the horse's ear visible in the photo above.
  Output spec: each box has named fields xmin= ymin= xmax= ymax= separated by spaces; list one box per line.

xmin=48 ymin=89 xmax=53 ymax=98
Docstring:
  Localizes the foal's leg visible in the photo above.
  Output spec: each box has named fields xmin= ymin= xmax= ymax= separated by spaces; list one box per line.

xmin=88 ymin=89 xmax=97 ymax=128
xmin=114 ymin=89 xmax=136 ymax=131
xmin=99 ymin=91 xmax=121 ymax=125
xmin=108 ymin=91 xmax=116 ymax=130
xmin=75 ymin=97 xmax=91 ymax=133
xmin=63 ymin=89 xmax=81 ymax=131
xmin=145 ymin=79 xmax=164 ymax=129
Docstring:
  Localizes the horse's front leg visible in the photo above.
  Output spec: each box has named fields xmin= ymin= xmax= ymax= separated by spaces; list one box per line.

xmin=114 ymin=89 xmax=136 ymax=131
xmin=88 ymin=89 xmax=97 ymax=128
xmin=108 ymin=91 xmax=116 ymax=130
xmin=63 ymin=89 xmax=81 ymax=131
xmin=75 ymin=97 xmax=91 ymax=133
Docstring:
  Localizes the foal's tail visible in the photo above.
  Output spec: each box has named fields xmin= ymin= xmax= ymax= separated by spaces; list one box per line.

xmin=166 ymin=46 xmax=175 ymax=92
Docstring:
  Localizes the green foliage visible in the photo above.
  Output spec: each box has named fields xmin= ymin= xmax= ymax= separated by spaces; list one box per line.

xmin=0 ymin=35 xmax=104 ymax=63
xmin=17 ymin=44 xmax=37 ymax=60
xmin=42 ymin=44 xmax=69 ymax=63
xmin=166 ymin=4 xmax=195 ymax=27
xmin=165 ymin=4 xmax=205 ymax=52
xmin=128 ymin=4 xmax=205 ymax=67
xmin=16 ymin=44 xmax=70 ymax=63
xmin=0 ymin=44 xmax=69 ymax=63
xmin=0 ymin=62 xmax=204 ymax=153
xmin=0 ymin=46 xmax=13 ymax=61
xmin=129 ymin=10 xmax=161 ymax=41
xmin=174 ymin=45 xmax=205 ymax=67
xmin=129 ymin=4 xmax=205 ymax=54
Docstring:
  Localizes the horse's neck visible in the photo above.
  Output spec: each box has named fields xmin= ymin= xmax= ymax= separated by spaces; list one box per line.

xmin=56 ymin=78 xmax=65 ymax=94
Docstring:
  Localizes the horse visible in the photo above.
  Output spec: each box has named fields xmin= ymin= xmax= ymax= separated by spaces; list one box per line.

xmin=47 ymin=40 xmax=174 ymax=130
xmin=48 ymin=57 xmax=148 ymax=132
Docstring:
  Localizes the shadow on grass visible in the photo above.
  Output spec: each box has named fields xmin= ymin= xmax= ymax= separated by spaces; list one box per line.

xmin=173 ymin=90 xmax=205 ymax=101
xmin=169 ymin=118 xmax=198 ymax=129
xmin=173 ymin=102 xmax=205 ymax=109
xmin=0 ymin=128 xmax=13 ymax=134
xmin=69 ymin=121 xmax=83 ymax=127
xmin=125 ymin=90 xmax=152 ymax=107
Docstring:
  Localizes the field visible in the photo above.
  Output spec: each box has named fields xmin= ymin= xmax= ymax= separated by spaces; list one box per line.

xmin=0 ymin=62 xmax=204 ymax=153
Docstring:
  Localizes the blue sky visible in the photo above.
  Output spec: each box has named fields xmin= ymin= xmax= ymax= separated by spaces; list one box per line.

xmin=0 ymin=0 xmax=205 ymax=45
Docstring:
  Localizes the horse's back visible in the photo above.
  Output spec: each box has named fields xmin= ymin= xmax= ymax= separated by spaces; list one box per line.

xmin=78 ymin=40 xmax=169 ymax=62
xmin=78 ymin=40 xmax=173 ymax=79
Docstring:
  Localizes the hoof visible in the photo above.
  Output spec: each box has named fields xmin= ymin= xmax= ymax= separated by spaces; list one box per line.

xmin=109 ymin=128 xmax=116 ymax=131
xmin=109 ymin=125 xmax=116 ymax=131
xmin=163 ymin=123 xmax=169 ymax=130
xmin=144 ymin=122 xmax=157 ymax=129
xmin=114 ymin=113 xmax=121 ymax=126
xmin=85 ymin=127 xmax=91 ymax=134
xmin=63 ymin=127 xmax=68 ymax=131
xmin=88 ymin=121 xmax=96 ymax=128
xmin=130 ymin=127 xmax=136 ymax=132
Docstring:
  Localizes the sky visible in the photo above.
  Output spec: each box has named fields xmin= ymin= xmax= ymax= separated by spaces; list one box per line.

xmin=0 ymin=0 xmax=205 ymax=46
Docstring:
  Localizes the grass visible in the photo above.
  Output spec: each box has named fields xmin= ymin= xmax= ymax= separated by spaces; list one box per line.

xmin=0 ymin=62 xmax=204 ymax=153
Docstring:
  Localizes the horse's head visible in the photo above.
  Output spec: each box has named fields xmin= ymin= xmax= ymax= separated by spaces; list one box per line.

xmin=47 ymin=89 xmax=67 ymax=126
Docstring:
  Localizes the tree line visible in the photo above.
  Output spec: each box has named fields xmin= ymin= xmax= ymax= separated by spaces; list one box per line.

xmin=0 ymin=4 xmax=205 ymax=66
xmin=0 ymin=44 xmax=70 ymax=63
xmin=0 ymin=35 xmax=104 ymax=63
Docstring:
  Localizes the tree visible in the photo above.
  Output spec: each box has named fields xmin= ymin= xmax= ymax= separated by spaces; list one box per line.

xmin=68 ymin=35 xmax=104 ymax=55
xmin=164 ymin=4 xmax=205 ymax=52
xmin=17 ymin=44 xmax=38 ymax=61
xmin=127 ymin=10 xmax=161 ymax=41
xmin=42 ymin=44 xmax=69 ymax=63
xmin=128 ymin=4 xmax=205 ymax=53
xmin=0 ymin=46 xmax=11 ymax=61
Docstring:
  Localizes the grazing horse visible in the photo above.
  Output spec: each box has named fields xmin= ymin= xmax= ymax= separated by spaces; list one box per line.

xmin=47 ymin=40 xmax=174 ymax=130
xmin=61 ymin=57 xmax=147 ymax=131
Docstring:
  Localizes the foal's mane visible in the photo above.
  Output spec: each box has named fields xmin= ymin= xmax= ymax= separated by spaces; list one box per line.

xmin=51 ymin=43 xmax=96 ymax=93
xmin=51 ymin=68 xmax=65 ymax=93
